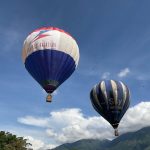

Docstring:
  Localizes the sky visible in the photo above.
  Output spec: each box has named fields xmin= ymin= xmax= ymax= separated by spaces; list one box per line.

xmin=0 ymin=0 xmax=150 ymax=149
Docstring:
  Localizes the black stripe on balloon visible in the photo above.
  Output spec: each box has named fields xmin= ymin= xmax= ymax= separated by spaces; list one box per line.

xmin=115 ymin=81 xmax=124 ymax=108
xmin=90 ymin=89 xmax=105 ymax=118
xmin=105 ymin=80 xmax=123 ymax=124
xmin=106 ymin=80 xmax=115 ymax=110
xmin=96 ymin=83 xmax=108 ymax=111
xmin=93 ymin=84 xmax=115 ymax=125
xmin=108 ymin=80 xmax=116 ymax=111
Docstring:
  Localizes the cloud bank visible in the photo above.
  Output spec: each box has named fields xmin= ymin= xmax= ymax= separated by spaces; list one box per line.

xmin=26 ymin=136 xmax=57 ymax=150
xmin=18 ymin=101 xmax=150 ymax=149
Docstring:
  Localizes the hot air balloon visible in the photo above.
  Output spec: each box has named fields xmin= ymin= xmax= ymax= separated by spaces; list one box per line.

xmin=90 ymin=80 xmax=130 ymax=136
xmin=22 ymin=27 xmax=79 ymax=102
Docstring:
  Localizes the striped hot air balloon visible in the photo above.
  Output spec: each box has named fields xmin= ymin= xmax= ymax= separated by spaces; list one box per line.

xmin=22 ymin=27 xmax=79 ymax=102
xmin=90 ymin=80 xmax=130 ymax=136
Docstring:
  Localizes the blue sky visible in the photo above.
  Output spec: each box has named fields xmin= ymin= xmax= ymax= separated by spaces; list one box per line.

xmin=1 ymin=0 xmax=150 ymax=149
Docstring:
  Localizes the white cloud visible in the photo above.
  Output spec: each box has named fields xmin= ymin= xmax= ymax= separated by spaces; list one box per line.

xmin=46 ymin=128 xmax=57 ymax=137
xmin=120 ymin=102 xmax=150 ymax=133
xmin=118 ymin=68 xmax=130 ymax=78
xmin=25 ymin=136 xmax=57 ymax=150
xmin=44 ymin=144 xmax=58 ymax=150
xmin=18 ymin=101 xmax=150 ymax=147
xmin=101 ymin=72 xmax=110 ymax=79
xmin=26 ymin=136 xmax=44 ymax=150
xmin=17 ymin=116 xmax=49 ymax=128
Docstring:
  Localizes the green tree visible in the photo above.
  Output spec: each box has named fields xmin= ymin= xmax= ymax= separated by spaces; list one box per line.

xmin=0 ymin=131 xmax=31 ymax=150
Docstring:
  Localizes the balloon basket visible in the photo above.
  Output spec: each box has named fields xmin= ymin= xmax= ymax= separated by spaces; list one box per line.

xmin=114 ymin=129 xmax=119 ymax=136
xmin=46 ymin=94 xmax=52 ymax=103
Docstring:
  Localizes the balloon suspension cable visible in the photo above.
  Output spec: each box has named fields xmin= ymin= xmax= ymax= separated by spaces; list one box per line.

xmin=114 ymin=128 xmax=119 ymax=136
xmin=46 ymin=94 xmax=52 ymax=103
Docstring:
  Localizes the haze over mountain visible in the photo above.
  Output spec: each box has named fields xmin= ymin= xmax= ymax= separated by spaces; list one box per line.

xmin=50 ymin=126 xmax=150 ymax=150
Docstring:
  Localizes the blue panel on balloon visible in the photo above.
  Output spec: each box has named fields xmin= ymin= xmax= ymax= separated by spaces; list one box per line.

xmin=25 ymin=49 xmax=76 ymax=93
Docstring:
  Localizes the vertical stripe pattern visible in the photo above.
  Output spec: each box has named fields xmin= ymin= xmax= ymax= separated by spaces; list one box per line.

xmin=90 ymin=80 xmax=130 ymax=129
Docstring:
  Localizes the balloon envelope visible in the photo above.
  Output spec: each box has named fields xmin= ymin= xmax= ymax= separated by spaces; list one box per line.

xmin=22 ymin=27 xmax=79 ymax=94
xmin=90 ymin=80 xmax=130 ymax=129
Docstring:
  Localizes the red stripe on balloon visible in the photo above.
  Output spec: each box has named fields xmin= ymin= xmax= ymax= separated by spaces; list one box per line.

xmin=30 ymin=27 xmax=74 ymax=39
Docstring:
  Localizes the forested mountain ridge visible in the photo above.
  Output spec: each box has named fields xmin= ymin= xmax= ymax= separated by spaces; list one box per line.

xmin=50 ymin=127 xmax=150 ymax=150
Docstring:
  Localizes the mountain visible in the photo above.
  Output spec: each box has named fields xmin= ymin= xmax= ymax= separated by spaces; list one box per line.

xmin=50 ymin=127 xmax=150 ymax=150
xmin=51 ymin=139 xmax=110 ymax=150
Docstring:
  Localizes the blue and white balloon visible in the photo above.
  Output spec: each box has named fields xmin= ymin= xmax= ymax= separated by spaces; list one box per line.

xmin=90 ymin=80 xmax=130 ymax=136
xmin=22 ymin=27 xmax=79 ymax=102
